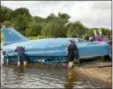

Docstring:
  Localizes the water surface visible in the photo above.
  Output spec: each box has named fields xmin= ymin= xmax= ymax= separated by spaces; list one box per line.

xmin=1 ymin=54 xmax=106 ymax=88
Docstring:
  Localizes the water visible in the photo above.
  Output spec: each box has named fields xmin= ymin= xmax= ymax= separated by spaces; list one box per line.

xmin=1 ymin=54 xmax=106 ymax=88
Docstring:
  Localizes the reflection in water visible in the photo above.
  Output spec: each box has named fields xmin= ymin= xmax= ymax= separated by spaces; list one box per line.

xmin=65 ymin=67 xmax=77 ymax=89
xmin=1 ymin=63 xmax=67 ymax=88
xmin=1 ymin=61 xmax=106 ymax=88
xmin=18 ymin=63 xmax=25 ymax=73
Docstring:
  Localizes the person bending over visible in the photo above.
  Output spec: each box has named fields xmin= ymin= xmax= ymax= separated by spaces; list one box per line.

xmin=67 ymin=40 xmax=79 ymax=68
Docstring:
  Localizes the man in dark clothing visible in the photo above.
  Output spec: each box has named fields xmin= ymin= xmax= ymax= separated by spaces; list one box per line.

xmin=67 ymin=40 xmax=79 ymax=68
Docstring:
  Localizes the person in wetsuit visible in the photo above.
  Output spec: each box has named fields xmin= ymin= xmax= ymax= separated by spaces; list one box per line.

xmin=67 ymin=40 xmax=79 ymax=68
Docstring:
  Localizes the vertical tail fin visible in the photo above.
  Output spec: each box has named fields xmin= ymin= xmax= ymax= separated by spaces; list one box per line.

xmin=1 ymin=27 xmax=28 ymax=43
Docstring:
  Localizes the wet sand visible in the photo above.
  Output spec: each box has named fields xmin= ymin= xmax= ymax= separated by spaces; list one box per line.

xmin=74 ymin=59 xmax=112 ymax=88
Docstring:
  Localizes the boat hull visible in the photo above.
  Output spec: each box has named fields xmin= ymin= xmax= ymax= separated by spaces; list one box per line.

xmin=2 ymin=38 xmax=111 ymax=63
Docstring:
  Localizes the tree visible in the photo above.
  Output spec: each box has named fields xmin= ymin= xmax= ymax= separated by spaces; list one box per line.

xmin=11 ymin=7 xmax=32 ymax=35
xmin=33 ymin=16 xmax=45 ymax=23
xmin=101 ymin=28 xmax=112 ymax=36
xmin=46 ymin=13 xmax=56 ymax=21
xmin=67 ymin=21 xmax=87 ymax=37
xmin=1 ymin=5 xmax=111 ymax=39
xmin=86 ymin=28 xmax=112 ymax=36
xmin=11 ymin=7 xmax=31 ymax=17
xmin=26 ymin=19 xmax=42 ymax=36
xmin=2 ymin=21 xmax=12 ymax=27
xmin=0 ymin=6 xmax=13 ymax=23
xmin=41 ymin=17 xmax=68 ymax=37
xmin=58 ymin=12 xmax=70 ymax=22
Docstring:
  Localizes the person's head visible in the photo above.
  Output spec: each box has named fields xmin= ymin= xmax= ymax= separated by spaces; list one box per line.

xmin=68 ymin=39 xmax=74 ymax=45
xmin=69 ymin=40 xmax=73 ymax=43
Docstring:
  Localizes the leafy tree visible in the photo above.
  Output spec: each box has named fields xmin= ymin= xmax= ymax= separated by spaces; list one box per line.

xmin=58 ymin=12 xmax=70 ymax=22
xmin=0 ymin=6 xmax=13 ymax=22
xmin=41 ymin=17 xmax=68 ymax=37
xmin=101 ymin=28 xmax=112 ymax=36
xmin=11 ymin=7 xmax=31 ymax=17
xmin=11 ymin=8 xmax=32 ymax=35
xmin=67 ymin=21 xmax=87 ymax=37
xmin=2 ymin=21 xmax=12 ymax=27
xmin=26 ymin=19 xmax=42 ymax=36
xmin=33 ymin=16 xmax=45 ymax=23
xmin=86 ymin=29 xmax=94 ymax=37
xmin=46 ymin=13 xmax=56 ymax=21
xmin=1 ymin=5 xmax=112 ymax=39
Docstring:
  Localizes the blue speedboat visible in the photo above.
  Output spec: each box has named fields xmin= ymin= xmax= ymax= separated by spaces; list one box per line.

xmin=1 ymin=27 xmax=111 ymax=63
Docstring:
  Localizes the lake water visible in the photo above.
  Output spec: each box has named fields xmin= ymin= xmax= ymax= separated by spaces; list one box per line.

xmin=1 ymin=52 xmax=106 ymax=88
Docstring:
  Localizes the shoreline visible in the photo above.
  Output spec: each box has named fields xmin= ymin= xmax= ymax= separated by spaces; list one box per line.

xmin=74 ymin=60 xmax=112 ymax=88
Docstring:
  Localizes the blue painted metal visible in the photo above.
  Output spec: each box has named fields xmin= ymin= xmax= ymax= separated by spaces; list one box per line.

xmin=1 ymin=27 xmax=28 ymax=45
xmin=2 ymin=27 xmax=111 ymax=63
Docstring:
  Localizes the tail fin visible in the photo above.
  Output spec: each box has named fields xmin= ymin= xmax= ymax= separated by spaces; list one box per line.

xmin=1 ymin=27 xmax=28 ymax=44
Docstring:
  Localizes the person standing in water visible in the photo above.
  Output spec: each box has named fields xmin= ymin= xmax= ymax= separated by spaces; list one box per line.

xmin=15 ymin=46 xmax=30 ymax=66
xmin=67 ymin=39 xmax=79 ymax=68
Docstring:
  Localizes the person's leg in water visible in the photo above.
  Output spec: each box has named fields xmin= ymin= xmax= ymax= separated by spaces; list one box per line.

xmin=68 ymin=55 xmax=74 ymax=69
xmin=74 ymin=51 xmax=80 ymax=65
xmin=23 ymin=54 xmax=31 ymax=64
xmin=20 ymin=54 xmax=25 ymax=64
xmin=17 ymin=54 xmax=24 ymax=66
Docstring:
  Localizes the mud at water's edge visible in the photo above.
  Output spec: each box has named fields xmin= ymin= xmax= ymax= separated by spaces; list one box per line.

xmin=74 ymin=63 xmax=112 ymax=88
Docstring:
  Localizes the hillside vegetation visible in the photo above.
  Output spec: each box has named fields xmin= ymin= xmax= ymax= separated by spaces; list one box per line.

xmin=0 ymin=6 xmax=112 ymax=41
